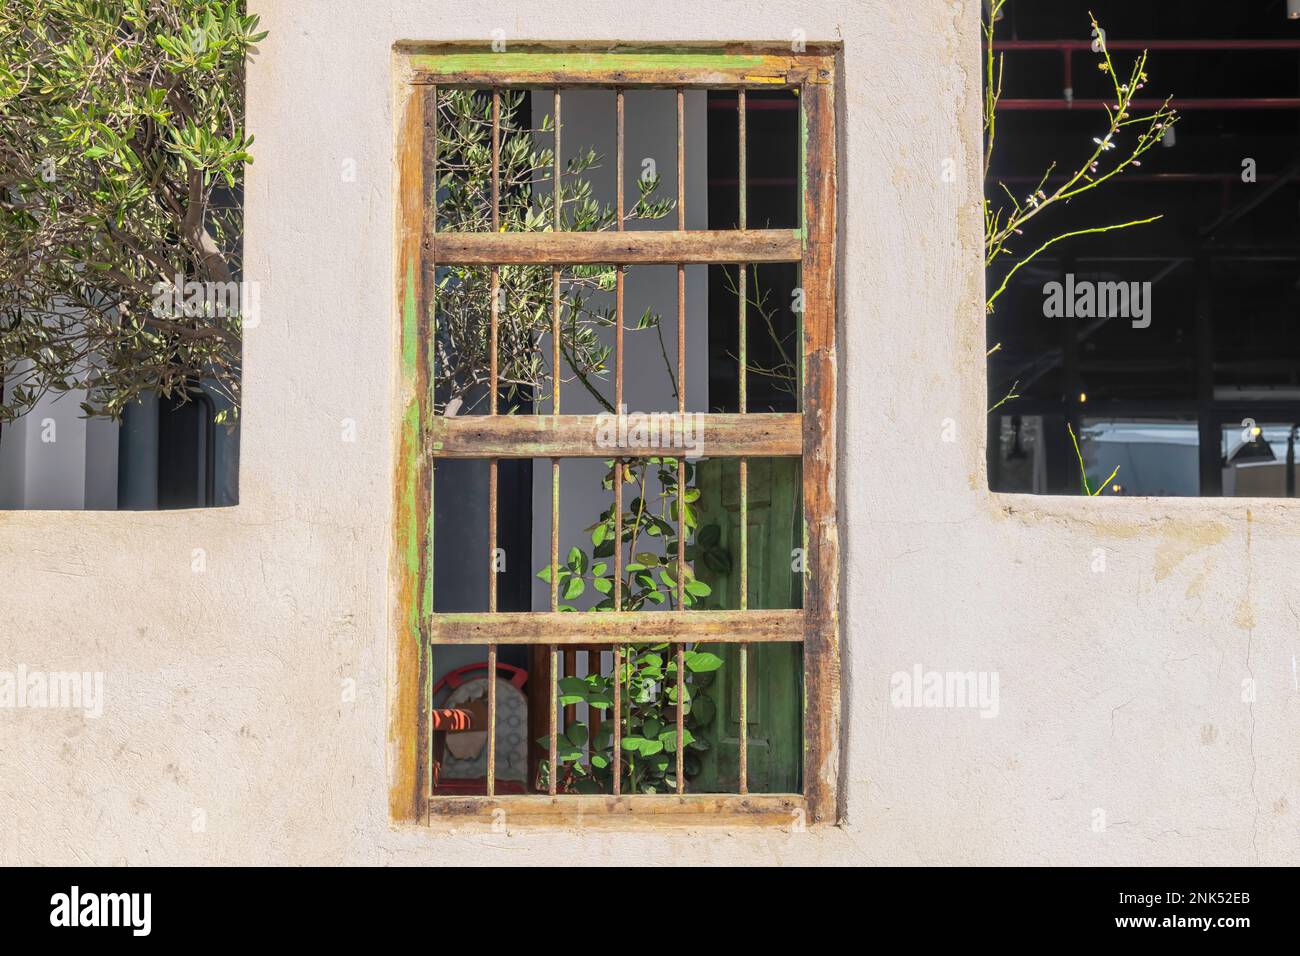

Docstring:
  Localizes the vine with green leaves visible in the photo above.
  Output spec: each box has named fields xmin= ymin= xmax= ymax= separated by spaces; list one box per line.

xmin=536 ymin=457 xmax=724 ymax=794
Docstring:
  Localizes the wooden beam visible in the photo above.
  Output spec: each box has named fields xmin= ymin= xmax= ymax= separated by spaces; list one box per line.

xmin=800 ymin=73 xmax=842 ymax=828
xmin=402 ymin=47 xmax=834 ymax=88
xmin=427 ymin=794 xmax=805 ymax=827
xmin=429 ymin=412 xmax=802 ymax=458
xmin=428 ymin=229 xmax=801 ymax=265
xmin=389 ymin=83 xmax=435 ymax=825
xmin=430 ymin=610 xmax=804 ymax=645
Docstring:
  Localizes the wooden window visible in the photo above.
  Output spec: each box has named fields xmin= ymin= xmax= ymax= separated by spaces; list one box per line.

xmin=392 ymin=45 xmax=838 ymax=826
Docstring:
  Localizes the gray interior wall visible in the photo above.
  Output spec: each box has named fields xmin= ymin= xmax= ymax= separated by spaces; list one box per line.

xmin=1 ymin=380 xmax=238 ymax=510
xmin=0 ymin=370 xmax=103 ymax=510
xmin=529 ymin=90 xmax=709 ymax=611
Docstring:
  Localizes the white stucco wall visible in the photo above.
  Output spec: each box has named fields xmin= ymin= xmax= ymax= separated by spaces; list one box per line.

xmin=1 ymin=0 xmax=1296 ymax=865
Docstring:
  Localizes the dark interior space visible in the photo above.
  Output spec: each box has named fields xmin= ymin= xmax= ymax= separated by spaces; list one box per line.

xmin=708 ymin=89 xmax=801 ymax=414
xmin=987 ymin=0 xmax=1300 ymax=496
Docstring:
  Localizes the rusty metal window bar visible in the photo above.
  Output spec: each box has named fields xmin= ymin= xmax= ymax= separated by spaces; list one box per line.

xmin=395 ymin=46 xmax=838 ymax=827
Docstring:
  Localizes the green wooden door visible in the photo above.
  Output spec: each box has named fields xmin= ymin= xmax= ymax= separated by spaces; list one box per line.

xmin=691 ymin=457 xmax=802 ymax=793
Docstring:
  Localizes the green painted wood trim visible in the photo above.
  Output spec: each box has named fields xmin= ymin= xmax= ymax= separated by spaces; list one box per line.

xmin=410 ymin=50 xmax=778 ymax=76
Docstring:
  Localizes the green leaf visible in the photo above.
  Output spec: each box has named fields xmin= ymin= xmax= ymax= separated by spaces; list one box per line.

xmin=564 ymin=576 xmax=586 ymax=600
xmin=685 ymin=650 xmax=723 ymax=673
xmin=703 ymin=550 xmax=733 ymax=574
xmin=690 ymin=693 xmax=717 ymax=725
xmin=659 ymin=728 xmax=695 ymax=752
xmin=557 ymin=676 xmax=590 ymax=705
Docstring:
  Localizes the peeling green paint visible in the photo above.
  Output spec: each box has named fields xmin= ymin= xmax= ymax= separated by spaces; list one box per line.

xmin=402 ymin=258 xmax=418 ymax=374
xmin=409 ymin=50 xmax=783 ymax=78
xmin=402 ymin=398 xmax=421 ymax=580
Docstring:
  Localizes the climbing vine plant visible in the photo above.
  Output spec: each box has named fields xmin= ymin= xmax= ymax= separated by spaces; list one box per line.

xmin=536 ymin=456 xmax=724 ymax=794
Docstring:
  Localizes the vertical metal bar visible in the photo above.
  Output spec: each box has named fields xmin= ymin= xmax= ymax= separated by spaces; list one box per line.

xmin=425 ymin=85 xmax=438 ymax=807
xmin=490 ymin=87 xmax=501 ymax=408
xmin=737 ymin=87 xmax=749 ymax=795
xmin=549 ymin=456 xmax=559 ymax=796
xmin=486 ymin=481 xmax=498 ymax=799
xmin=548 ymin=640 xmax=559 ymax=796
xmin=487 ymin=462 xmax=498 ymax=797
xmin=676 ymin=87 xmax=685 ymax=230
xmin=548 ymin=87 xmax=562 ymax=797
xmin=586 ymin=648 xmax=599 ymax=774
xmin=613 ymin=87 xmax=625 ymax=797
xmin=675 ymin=87 xmax=686 ymax=796
xmin=616 ymin=88 xmax=625 ymax=408
xmin=738 ymin=453 xmax=749 ymax=796
xmin=564 ymin=648 xmax=577 ymax=729
xmin=612 ymin=454 xmax=623 ymax=797
xmin=552 ymin=89 xmax=563 ymax=416
xmin=491 ymin=87 xmax=501 ymax=231
xmin=554 ymin=88 xmax=562 ymax=230
xmin=616 ymin=89 xmax=625 ymax=233
xmin=486 ymin=87 xmax=501 ymax=798
xmin=552 ymin=89 xmax=563 ymax=415
xmin=675 ymin=642 xmax=685 ymax=795
xmin=612 ymin=642 xmax=622 ymax=796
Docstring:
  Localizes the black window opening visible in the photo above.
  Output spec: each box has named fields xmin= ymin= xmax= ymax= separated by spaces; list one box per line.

xmin=707 ymin=89 xmax=800 ymax=415
xmin=986 ymin=1 xmax=1300 ymax=498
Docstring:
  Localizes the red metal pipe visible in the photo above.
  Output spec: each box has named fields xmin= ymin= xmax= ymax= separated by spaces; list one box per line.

xmin=994 ymin=39 xmax=1300 ymax=52
xmin=998 ymin=173 xmax=1290 ymax=183
xmin=1000 ymin=98 xmax=1300 ymax=110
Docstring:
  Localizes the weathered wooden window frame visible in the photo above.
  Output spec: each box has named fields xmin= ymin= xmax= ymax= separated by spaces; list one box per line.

xmin=392 ymin=44 xmax=839 ymax=827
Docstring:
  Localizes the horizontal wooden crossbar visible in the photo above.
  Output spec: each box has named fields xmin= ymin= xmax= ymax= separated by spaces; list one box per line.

xmin=429 ymin=229 xmax=802 ymax=265
xmin=429 ymin=610 xmax=804 ymax=645
xmin=428 ymin=413 xmax=802 ymax=458
xmin=402 ymin=47 xmax=833 ymax=89
xmin=427 ymin=794 xmax=805 ymax=827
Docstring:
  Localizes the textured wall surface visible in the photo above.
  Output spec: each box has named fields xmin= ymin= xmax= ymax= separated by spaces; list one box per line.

xmin=2 ymin=0 xmax=1296 ymax=866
